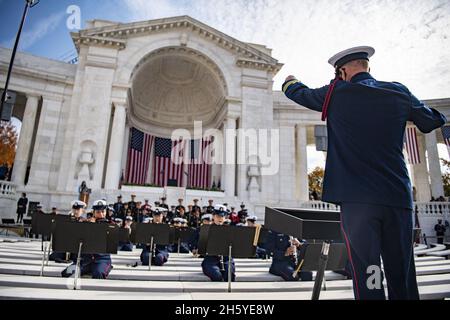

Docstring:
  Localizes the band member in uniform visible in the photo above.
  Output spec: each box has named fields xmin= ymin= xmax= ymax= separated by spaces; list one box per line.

xmin=192 ymin=199 xmax=201 ymax=213
xmin=140 ymin=210 xmax=169 ymax=266
xmin=264 ymin=230 xmax=312 ymax=281
xmin=142 ymin=199 xmax=152 ymax=211
xmin=50 ymin=200 xmax=87 ymax=263
xmin=206 ymin=199 xmax=214 ymax=213
xmin=160 ymin=197 xmax=169 ymax=210
xmin=175 ymin=198 xmax=186 ymax=214
xmin=188 ymin=207 xmax=201 ymax=229
xmin=188 ymin=214 xmax=212 ymax=256
xmin=245 ymin=216 xmax=268 ymax=259
xmin=435 ymin=219 xmax=447 ymax=244
xmin=118 ymin=216 xmax=134 ymax=251
xmin=61 ymin=200 xmax=113 ymax=279
xmin=16 ymin=193 xmax=28 ymax=224
xmin=113 ymin=195 xmax=125 ymax=220
xmin=229 ymin=206 xmax=239 ymax=226
xmin=128 ymin=194 xmax=137 ymax=216
xmin=238 ymin=203 xmax=248 ymax=223
xmin=201 ymin=205 xmax=236 ymax=282
xmin=281 ymin=46 xmax=446 ymax=299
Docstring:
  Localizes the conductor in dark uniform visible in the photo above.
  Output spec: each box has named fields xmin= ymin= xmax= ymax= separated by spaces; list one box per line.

xmin=282 ymin=46 xmax=446 ymax=300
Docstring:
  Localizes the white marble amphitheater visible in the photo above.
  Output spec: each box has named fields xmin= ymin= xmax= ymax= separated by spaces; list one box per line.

xmin=0 ymin=16 xmax=450 ymax=300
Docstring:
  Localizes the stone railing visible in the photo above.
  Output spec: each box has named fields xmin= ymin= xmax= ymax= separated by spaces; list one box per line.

xmin=0 ymin=181 xmax=16 ymax=199
xmin=301 ymin=201 xmax=450 ymax=217
xmin=300 ymin=201 xmax=340 ymax=211
xmin=414 ymin=202 xmax=450 ymax=217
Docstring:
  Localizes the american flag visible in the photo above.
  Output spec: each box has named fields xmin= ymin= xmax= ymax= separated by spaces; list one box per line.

xmin=441 ymin=126 xmax=450 ymax=157
xmin=125 ymin=128 xmax=154 ymax=185
xmin=153 ymin=137 xmax=187 ymax=187
xmin=404 ymin=127 xmax=421 ymax=165
xmin=188 ymin=138 xmax=212 ymax=189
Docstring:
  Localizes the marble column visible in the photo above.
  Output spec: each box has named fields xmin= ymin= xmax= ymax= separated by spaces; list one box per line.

xmin=425 ymin=130 xmax=444 ymax=198
xmin=412 ymin=133 xmax=431 ymax=202
xmin=222 ymin=117 xmax=237 ymax=197
xmin=12 ymin=94 xmax=39 ymax=186
xmin=104 ymin=104 xmax=126 ymax=190
xmin=296 ymin=125 xmax=309 ymax=201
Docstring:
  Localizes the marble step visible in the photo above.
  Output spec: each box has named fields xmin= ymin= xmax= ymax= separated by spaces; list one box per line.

xmin=0 ymin=273 xmax=448 ymax=294
xmin=0 ymin=263 xmax=347 ymax=282
xmin=1 ymin=284 xmax=449 ymax=300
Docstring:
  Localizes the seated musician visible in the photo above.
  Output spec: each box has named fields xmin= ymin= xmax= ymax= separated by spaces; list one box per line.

xmin=50 ymin=200 xmax=86 ymax=263
xmin=117 ymin=216 xmax=134 ymax=252
xmin=169 ymin=218 xmax=190 ymax=253
xmin=188 ymin=207 xmax=201 ymax=229
xmin=245 ymin=216 xmax=268 ymax=259
xmin=61 ymin=200 xmax=113 ymax=279
xmin=140 ymin=210 xmax=169 ymax=266
xmin=188 ymin=213 xmax=212 ymax=256
xmin=201 ymin=205 xmax=236 ymax=282
xmin=263 ymin=230 xmax=312 ymax=281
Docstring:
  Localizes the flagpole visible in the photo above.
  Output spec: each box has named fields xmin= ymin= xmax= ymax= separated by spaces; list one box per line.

xmin=1 ymin=0 xmax=40 ymax=119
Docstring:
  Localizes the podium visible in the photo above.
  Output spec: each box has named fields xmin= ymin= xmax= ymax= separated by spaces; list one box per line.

xmin=131 ymin=223 xmax=170 ymax=270
xmin=265 ymin=207 xmax=347 ymax=300
xmin=198 ymin=224 xmax=259 ymax=292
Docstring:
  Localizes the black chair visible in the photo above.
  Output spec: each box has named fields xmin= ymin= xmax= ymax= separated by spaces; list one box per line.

xmin=23 ymin=219 xmax=32 ymax=225
xmin=1 ymin=219 xmax=15 ymax=225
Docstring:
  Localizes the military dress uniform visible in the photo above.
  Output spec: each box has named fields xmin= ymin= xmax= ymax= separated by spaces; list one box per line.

xmin=201 ymin=206 xmax=236 ymax=282
xmin=282 ymin=46 xmax=446 ymax=300
xmin=61 ymin=200 xmax=113 ymax=279
xmin=263 ymin=230 xmax=312 ymax=281
xmin=140 ymin=222 xmax=169 ymax=267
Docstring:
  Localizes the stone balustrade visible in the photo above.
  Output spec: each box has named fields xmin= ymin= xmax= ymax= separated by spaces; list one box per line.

xmin=0 ymin=181 xmax=16 ymax=199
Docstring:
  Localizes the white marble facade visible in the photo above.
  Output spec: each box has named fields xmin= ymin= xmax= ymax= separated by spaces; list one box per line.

xmin=0 ymin=16 xmax=449 ymax=219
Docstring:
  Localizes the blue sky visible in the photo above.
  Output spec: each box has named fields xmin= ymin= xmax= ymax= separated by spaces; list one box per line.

xmin=1 ymin=0 xmax=450 ymax=170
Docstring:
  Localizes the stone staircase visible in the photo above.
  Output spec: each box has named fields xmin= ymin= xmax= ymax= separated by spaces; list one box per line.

xmin=0 ymin=237 xmax=450 ymax=300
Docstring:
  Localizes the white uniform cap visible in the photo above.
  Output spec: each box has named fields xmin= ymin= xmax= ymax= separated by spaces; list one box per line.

xmin=328 ymin=46 xmax=375 ymax=68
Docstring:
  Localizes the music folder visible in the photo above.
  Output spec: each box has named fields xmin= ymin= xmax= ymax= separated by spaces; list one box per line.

xmin=52 ymin=221 xmax=114 ymax=254
xmin=131 ymin=223 xmax=170 ymax=245
xmin=198 ymin=224 xmax=257 ymax=258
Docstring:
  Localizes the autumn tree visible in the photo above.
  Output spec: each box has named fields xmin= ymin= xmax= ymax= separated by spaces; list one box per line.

xmin=441 ymin=158 xmax=450 ymax=197
xmin=308 ymin=166 xmax=325 ymax=199
xmin=0 ymin=121 xmax=18 ymax=167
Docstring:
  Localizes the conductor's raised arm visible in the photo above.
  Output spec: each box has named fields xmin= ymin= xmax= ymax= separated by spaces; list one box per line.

xmin=408 ymin=92 xmax=446 ymax=133
xmin=282 ymin=75 xmax=329 ymax=112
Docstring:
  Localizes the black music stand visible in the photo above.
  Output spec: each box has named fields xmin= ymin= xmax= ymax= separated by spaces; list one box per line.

xmin=105 ymin=225 xmax=131 ymax=254
xmin=198 ymin=224 xmax=258 ymax=292
xmin=265 ymin=207 xmax=347 ymax=300
xmin=52 ymin=221 xmax=113 ymax=290
xmin=31 ymin=212 xmax=56 ymax=275
xmin=170 ymin=227 xmax=196 ymax=254
xmin=131 ymin=223 xmax=170 ymax=270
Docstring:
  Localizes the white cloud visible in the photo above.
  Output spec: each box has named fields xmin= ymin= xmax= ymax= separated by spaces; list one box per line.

xmin=122 ymin=0 xmax=450 ymax=99
xmin=1 ymin=11 xmax=65 ymax=50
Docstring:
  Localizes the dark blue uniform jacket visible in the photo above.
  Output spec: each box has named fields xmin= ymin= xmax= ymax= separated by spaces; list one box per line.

xmin=283 ymin=72 xmax=446 ymax=209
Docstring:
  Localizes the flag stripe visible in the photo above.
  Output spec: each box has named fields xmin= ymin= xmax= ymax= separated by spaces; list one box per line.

xmin=405 ymin=127 xmax=420 ymax=165
xmin=125 ymin=128 xmax=154 ymax=185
